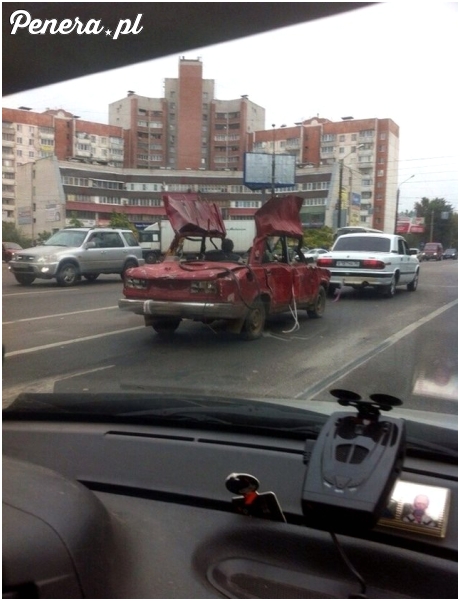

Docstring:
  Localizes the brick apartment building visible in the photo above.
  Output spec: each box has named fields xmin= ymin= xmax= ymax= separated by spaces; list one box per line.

xmin=3 ymin=57 xmax=399 ymax=233
xmin=109 ymin=57 xmax=265 ymax=172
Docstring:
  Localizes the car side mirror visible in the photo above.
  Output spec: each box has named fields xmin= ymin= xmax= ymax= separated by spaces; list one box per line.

xmin=85 ymin=241 xmax=96 ymax=249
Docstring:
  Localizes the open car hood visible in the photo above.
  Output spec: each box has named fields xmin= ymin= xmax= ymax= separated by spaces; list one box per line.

xmin=254 ymin=196 xmax=304 ymax=239
xmin=163 ymin=194 xmax=226 ymax=238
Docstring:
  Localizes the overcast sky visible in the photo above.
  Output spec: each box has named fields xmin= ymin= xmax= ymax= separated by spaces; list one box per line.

xmin=3 ymin=2 xmax=458 ymax=213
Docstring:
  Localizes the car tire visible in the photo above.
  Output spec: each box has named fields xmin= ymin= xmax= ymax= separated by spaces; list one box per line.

xmin=144 ymin=251 xmax=160 ymax=264
xmin=407 ymin=270 xmax=419 ymax=292
xmin=84 ymin=273 xmax=100 ymax=281
xmin=241 ymin=299 xmax=266 ymax=341
xmin=121 ymin=260 xmax=138 ymax=280
xmin=57 ymin=263 xmax=80 ymax=286
xmin=14 ymin=273 xmax=35 ymax=286
xmin=382 ymin=276 xmax=396 ymax=298
xmin=152 ymin=318 xmax=181 ymax=337
xmin=307 ymin=286 xmax=326 ymax=318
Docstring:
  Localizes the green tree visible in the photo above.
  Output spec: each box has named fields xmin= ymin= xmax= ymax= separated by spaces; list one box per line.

xmin=36 ymin=231 xmax=53 ymax=244
xmin=414 ymin=197 xmax=456 ymax=247
xmin=109 ymin=211 xmax=137 ymax=236
xmin=2 ymin=222 xmax=33 ymax=248
xmin=303 ymin=226 xmax=334 ymax=250
xmin=68 ymin=212 xmax=84 ymax=227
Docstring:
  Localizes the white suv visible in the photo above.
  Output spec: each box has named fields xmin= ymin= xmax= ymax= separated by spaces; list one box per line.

xmin=8 ymin=228 xmax=144 ymax=286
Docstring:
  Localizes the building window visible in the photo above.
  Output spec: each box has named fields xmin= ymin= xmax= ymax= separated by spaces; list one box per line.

xmin=377 ymin=169 xmax=384 ymax=176
xmin=380 ymin=132 xmax=387 ymax=140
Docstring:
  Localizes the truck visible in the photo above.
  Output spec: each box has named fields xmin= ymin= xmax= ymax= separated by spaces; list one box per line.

xmin=139 ymin=219 xmax=255 ymax=263
xmin=317 ymin=232 xmax=420 ymax=298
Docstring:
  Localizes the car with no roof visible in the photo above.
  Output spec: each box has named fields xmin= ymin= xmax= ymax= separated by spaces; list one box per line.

xmin=8 ymin=227 xmax=144 ymax=286
xmin=119 ymin=194 xmax=331 ymax=340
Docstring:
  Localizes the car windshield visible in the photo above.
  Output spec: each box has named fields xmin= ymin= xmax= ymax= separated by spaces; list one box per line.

xmin=333 ymin=236 xmax=391 ymax=253
xmin=2 ymin=3 xmax=457 ymax=447
xmin=44 ymin=230 xmax=87 ymax=247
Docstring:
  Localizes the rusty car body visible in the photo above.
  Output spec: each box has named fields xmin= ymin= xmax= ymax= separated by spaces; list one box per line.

xmin=119 ymin=194 xmax=331 ymax=340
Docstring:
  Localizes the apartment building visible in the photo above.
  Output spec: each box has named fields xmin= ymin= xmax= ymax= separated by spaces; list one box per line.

xmin=14 ymin=156 xmax=337 ymax=238
xmin=2 ymin=108 xmax=124 ymax=223
xmin=253 ymin=116 xmax=399 ymax=232
xmin=108 ymin=57 xmax=265 ymax=171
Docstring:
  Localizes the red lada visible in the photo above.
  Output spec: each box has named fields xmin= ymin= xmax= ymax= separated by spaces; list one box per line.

xmin=119 ymin=194 xmax=330 ymax=340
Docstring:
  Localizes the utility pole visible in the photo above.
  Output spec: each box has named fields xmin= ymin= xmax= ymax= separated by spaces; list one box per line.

xmin=337 ymin=159 xmax=344 ymax=229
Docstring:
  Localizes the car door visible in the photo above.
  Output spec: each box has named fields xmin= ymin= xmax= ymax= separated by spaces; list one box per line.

xmin=98 ymin=232 xmax=127 ymax=272
xmin=397 ymin=238 xmax=416 ymax=284
xmin=79 ymin=232 xmax=106 ymax=273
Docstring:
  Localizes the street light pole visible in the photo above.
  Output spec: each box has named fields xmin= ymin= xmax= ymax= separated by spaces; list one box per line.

xmin=394 ymin=175 xmax=414 ymax=234
xmin=271 ymin=123 xmax=286 ymax=196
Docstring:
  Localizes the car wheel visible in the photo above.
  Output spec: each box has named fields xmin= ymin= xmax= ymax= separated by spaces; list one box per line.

xmin=121 ymin=260 xmax=138 ymax=280
xmin=14 ymin=273 xmax=35 ymax=286
xmin=382 ymin=276 xmax=396 ymax=298
xmin=407 ymin=270 xmax=419 ymax=291
xmin=84 ymin=273 xmax=100 ymax=281
xmin=307 ymin=286 xmax=326 ymax=318
xmin=241 ymin=299 xmax=266 ymax=341
xmin=57 ymin=263 xmax=80 ymax=286
xmin=144 ymin=251 xmax=160 ymax=264
xmin=152 ymin=318 xmax=181 ymax=337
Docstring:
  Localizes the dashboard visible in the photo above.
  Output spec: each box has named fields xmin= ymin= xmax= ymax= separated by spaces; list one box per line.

xmin=3 ymin=412 xmax=457 ymax=599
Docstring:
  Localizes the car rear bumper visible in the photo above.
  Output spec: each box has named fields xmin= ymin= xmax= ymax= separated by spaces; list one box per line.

xmin=118 ymin=298 xmax=247 ymax=320
xmin=329 ymin=270 xmax=394 ymax=287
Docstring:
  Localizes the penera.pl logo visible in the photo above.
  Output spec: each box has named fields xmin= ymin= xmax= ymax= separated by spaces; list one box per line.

xmin=9 ymin=10 xmax=143 ymax=40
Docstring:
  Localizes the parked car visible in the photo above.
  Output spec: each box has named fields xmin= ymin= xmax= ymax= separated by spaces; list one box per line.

xmin=443 ymin=248 xmax=457 ymax=260
xmin=421 ymin=242 xmax=444 ymax=261
xmin=2 ymin=242 xmax=22 ymax=263
xmin=303 ymin=248 xmax=329 ymax=263
xmin=8 ymin=228 xmax=144 ymax=286
xmin=119 ymin=194 xmax=331 ymax=340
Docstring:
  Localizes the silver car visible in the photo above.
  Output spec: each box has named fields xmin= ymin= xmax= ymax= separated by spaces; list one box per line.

xmin=8 ymin=228 xmax=144 ymax=286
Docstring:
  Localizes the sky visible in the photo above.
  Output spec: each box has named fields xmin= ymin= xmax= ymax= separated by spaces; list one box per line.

xmin=3 ymin=2 xmax=458 ymax=213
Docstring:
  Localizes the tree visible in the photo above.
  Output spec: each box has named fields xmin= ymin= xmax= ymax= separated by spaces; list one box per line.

xmin=109 ymin=211 xmax=137 ymax=236
xmin=2 ymin=222 xmax=32 ymax=248
xmin=36 ymin=231 xmax=53 ymax=244
xmin=414 ymin=197 xmax=456 ymax=247
xmin=303 ymin=226 xmax=334 ymax=250
xmin=68 ymin=212 xmax=84 ymax=227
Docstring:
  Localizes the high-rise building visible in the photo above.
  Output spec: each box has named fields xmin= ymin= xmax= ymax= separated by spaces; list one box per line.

xmin=109 ymin=57 xmax=265 ymax=171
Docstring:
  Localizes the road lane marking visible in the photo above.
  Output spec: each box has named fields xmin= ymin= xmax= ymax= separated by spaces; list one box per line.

xmin=4 ymin=326 xmax=146 ymax=357
xmin=3 ymin=305 xmax=118 ymax=325
xmin=2 ymin=365 xmax=115 ymax=408
xmin=294 ymin=299 xmax=458 ymax=400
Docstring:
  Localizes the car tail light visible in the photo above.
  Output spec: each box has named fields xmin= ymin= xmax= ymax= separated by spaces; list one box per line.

xmin=361 ymin=259 xmax=386 ymax=269
xmin=317 ymin=258 xmax=334 ymax=267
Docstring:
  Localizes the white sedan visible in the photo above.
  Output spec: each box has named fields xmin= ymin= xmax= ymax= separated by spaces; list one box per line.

xmin=303 ymin=248 xmax=329 ymax=263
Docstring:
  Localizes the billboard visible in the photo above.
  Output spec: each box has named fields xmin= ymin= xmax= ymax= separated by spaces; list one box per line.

xmin=396 ymin=217 xmax=425 ymax=234
xmin=243 ymin=152 xmax=296 ymax=190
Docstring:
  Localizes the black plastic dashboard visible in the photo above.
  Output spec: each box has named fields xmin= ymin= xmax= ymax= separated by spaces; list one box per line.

xmin=2 ymin=414 xmax=457 ymax=599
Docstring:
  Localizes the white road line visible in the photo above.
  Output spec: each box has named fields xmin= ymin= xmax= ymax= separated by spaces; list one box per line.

xmin=295 ymin=299 xmax=458 ymax=400
xmin=3 ymin=305 xmax=118 ymax=325
xmin=4 ymin=326 xmax=146 ymax=357
xmin=2 ymin=288 xmax=76 ymax=297
xmin=2 ymin=365 xmax=115 ymax=408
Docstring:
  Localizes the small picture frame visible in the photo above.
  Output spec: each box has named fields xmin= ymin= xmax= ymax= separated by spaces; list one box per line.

xmin=378 ymin=480 xmax=451 ymax=538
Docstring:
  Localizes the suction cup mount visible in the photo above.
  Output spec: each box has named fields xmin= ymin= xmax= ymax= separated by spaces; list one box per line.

xmin=330 ymin=389 xmax=402 ymax=420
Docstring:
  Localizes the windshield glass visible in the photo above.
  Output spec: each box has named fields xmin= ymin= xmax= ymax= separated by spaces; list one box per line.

xmin=2 ymin=3 xmax=458 ymax=444
xmin=44 ymin=230 xmax=87 ymax=247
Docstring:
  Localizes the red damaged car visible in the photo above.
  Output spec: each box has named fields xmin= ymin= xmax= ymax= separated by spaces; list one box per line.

xmin=119 ymin=194 xmax=330 ymax=340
